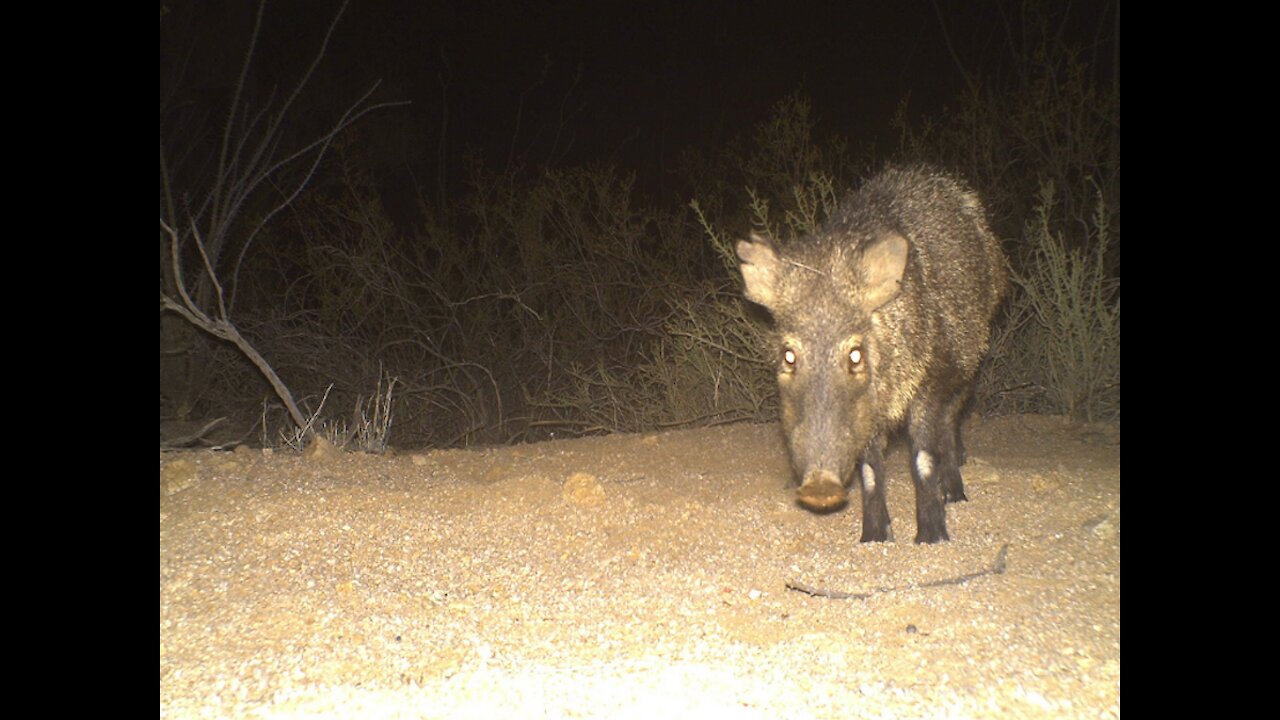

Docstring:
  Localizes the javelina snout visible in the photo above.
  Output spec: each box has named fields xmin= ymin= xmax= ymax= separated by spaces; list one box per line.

xmin=737 ymin=166 xmax=1007 ymax=544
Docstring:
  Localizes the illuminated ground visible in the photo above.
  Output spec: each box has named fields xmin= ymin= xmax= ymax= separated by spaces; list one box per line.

xmin=161 ymin=415 xmax=1119 ymax=718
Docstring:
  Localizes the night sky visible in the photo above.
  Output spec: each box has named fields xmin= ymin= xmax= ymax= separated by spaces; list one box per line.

xmin=161 ymin=0 xmax=1117 ymax=210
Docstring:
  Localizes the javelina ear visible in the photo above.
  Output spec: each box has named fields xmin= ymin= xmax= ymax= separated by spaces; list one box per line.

xmin=859 ymin=231 xmax=909 ymax=311
xmin=737 ymin=232 xmax=781 ymax=310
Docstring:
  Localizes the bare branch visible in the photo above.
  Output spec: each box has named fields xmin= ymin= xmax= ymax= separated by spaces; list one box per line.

xmin=160 ymin=219 xmax=312 ymax=436
xmin=931 ymin=0 xmax=976 ymax=93
xmin=229 ymin=85 xmax=410 ymax=311
xmin=160 ymin=417 xmax=227 ymax=449
xmin=213 ymin=0 xmax=267 ymax=241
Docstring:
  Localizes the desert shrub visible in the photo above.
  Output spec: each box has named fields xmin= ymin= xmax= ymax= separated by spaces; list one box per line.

xmin=893 ymin=4 xmax=1120 ymax=252
xmin=229 ymin=99 xmax=835 ymax=446
xmin=678 ymin=92 xmax=856 ymax=236
xmin=221 ymin=143 xmax=728 ymax=447
xmin=991 ymin=181 xmax=1120 ymax=422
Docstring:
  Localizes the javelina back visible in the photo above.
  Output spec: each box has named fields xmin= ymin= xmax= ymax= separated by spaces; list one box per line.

xmin=736 ymin=165 xmax=1007 ymax=543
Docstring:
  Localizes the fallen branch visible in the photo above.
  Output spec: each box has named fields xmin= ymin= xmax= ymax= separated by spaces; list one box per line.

xmin=159 ymin=417 xmax=226 ymax=449
xmin=160 ymin=219 xmax=312 ymax=435
xmin=786 ymin=543 xmax=1009 ymax=600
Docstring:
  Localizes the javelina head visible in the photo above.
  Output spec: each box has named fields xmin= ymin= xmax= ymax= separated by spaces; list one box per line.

xmin=736 ymin=229 xmax=908 ymax=511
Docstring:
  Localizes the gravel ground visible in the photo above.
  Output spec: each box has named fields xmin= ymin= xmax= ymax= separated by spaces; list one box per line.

xmin=160 ymin=414 xmax=1120 ymax=718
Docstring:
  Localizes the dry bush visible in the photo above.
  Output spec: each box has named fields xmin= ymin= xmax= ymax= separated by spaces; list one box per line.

xmin=227 ymin=147 xmax=723 ymax=447
xmin=985 ymin=182 xmax=1119 ymax=422
xmin=894 ymin=3 xmax=1120 ymax=248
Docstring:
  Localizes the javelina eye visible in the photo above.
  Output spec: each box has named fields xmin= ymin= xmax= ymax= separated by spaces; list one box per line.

xmin=782 ymin=347 xmax=797 ymax=371
xmin=848 ymin=347 xmax=864 ymax=372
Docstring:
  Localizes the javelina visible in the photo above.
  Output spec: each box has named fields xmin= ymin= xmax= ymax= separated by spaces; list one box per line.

xmin=736 ymin=166 xmax=1007 ymax=543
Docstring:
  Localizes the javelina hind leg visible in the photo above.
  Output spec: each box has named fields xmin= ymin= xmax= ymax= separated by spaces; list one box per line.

xmin=940 ymin=387 xmax=972 ymax=503
xmin=907 ymin=401 xmax=955 ymax=544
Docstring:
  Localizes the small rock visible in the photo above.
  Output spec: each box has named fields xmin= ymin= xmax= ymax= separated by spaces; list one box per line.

xmin=563 ymin=472 xmax=605 ymax=507
xmin=160 ymin=458 xmax=198 ymax=496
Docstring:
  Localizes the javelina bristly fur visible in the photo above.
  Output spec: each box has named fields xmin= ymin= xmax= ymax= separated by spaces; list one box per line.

xmin=737 ymin=165 xmax=1007 ymax=543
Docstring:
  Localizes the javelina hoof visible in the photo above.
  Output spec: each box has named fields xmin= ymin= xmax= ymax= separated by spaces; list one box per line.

xmin=796 ymin=478 xmax=848 ymax=513
xmin=915 ymin=524 xmax=950 ymax=544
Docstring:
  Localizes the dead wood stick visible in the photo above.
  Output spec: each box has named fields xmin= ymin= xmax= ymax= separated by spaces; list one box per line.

xmin=786 ymin=543 xmax=1009 ymax=600
xmin=160 ymin=417 xmax=227 ymax=449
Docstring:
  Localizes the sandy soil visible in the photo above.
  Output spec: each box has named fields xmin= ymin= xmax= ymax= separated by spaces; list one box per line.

xmin=160 ymin=414 xmax=1119 ymax=718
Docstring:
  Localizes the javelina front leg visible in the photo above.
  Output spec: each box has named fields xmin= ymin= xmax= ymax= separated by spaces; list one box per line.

xmin=858 ymin=438 xmax=893 ymax=542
